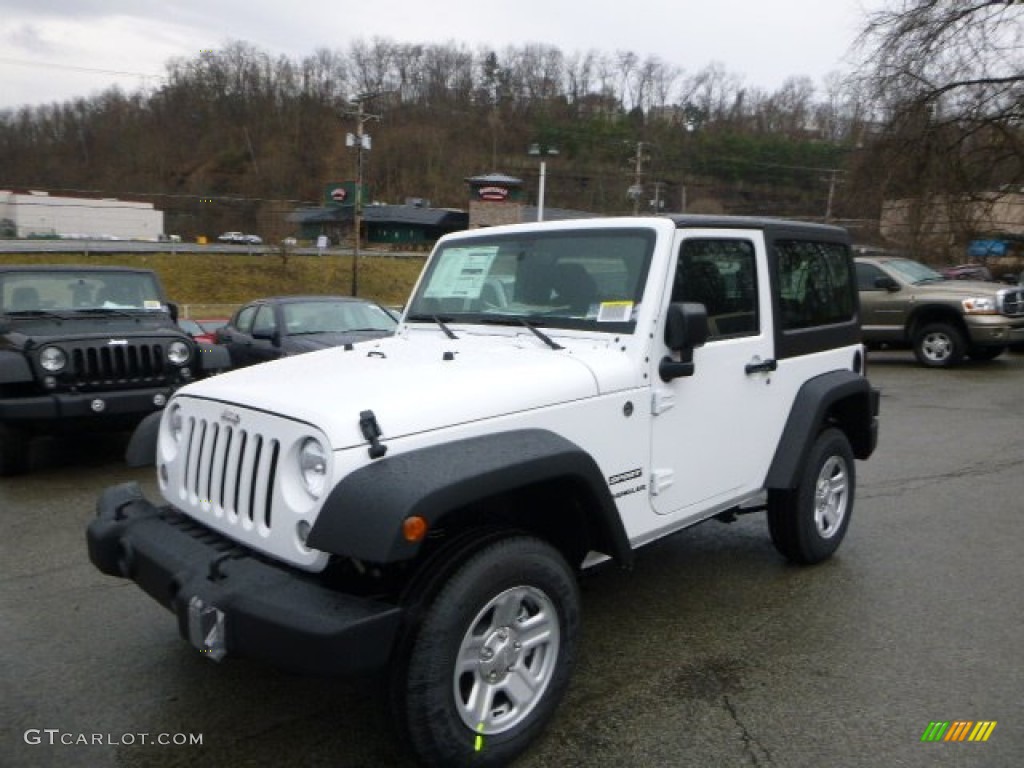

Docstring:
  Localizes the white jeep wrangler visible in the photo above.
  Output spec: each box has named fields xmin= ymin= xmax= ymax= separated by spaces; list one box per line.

xmin=88 ymin=215 xmax=878 ymax=767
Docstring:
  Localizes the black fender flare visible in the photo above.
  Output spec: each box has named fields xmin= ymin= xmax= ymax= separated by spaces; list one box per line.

xmin=125 ymin=410 xmax=163 ymax=467
xmin=0 ymin=350 xmax=33 ymax=384
xmin=306 ymin=429 xmax=632 ymax=566
xmin=764 ymin=370 xmax=879 ymax=491
xmin=196 ymin=343 xmax=231 ymax=371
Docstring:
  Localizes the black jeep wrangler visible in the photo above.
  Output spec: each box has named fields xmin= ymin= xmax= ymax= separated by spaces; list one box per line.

xmin=0 ymin=264 xmax=228 ymax=474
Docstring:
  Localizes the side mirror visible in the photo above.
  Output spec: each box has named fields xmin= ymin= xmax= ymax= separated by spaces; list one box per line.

xmin=874 ymin=276 xmax=900 ymax=292
xmin=660 ymin=302 xmax=709 ymax=381
xmin=664 ymin=302 xmax=709 ymax=351
xmin=252 ymin=327 xmax=281 ymax=346
xmin=166 ymin=301 xmax=180 ymax=322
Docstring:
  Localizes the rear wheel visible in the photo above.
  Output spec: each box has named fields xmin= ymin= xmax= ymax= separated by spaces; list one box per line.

xmin=913 ymin=322 xmax=965 ymax=367
xmin=0 ymin=423 xmax=31 ymax=476
xmin=768 ymin=428 xmax=855 ymax=564
xmin=393 ymin=535 xmax=579 ymax=767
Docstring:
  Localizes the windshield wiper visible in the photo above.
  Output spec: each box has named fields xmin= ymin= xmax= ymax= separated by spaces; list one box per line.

xmin=3 ymin=309 xmax=70 ymax=320
xmin=75 ymin=307 xmax=144 ymax=319
xmin=516 ymin=318 xmax=563 ymax=350
xmin=406 ymin=313 xmax=459 ymax=339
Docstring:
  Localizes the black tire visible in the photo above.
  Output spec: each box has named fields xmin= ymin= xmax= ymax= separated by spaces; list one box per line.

xmin=767 ymin=428 xmax=855 ymax=565
xmin=0 ymin=423 xmax=31 ymax=476
xmin=912 ymin=322 xmax=965 ymax=367
xmin=966 ymin=344 xmax=1006 ymax=361
xmin=393 ymin=535 xmax=579 ymax=767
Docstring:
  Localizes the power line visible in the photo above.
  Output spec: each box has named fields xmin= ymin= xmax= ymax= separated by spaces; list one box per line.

xmin=0 ymin=56 xmax=163 ymax=80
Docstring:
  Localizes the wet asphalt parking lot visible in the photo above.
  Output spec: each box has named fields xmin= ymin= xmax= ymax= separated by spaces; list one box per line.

xmin=2 ymin=349 xmax=1022 ymax=768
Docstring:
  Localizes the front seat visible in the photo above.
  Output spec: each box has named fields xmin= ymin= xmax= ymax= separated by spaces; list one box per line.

xmin=551 ymin=263 xmax=597 ymax=314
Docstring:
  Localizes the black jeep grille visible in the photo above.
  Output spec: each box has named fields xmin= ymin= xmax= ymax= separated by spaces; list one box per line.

xmin=1002 ymin=289 xmax=1024 ymax=317
xmin=70 ymin=342 xmax=168 ymax=387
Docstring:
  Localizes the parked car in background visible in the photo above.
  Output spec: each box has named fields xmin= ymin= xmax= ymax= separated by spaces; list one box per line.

xmin=0 ymin=264 xmax=229 ymax=474
xmin=217 ymin=232 xmax=262 ymax=245
xmin=177 ymin=317 xmax=228 ymax=345
xmin=941 ymin=263 xmax=992 ymax=281
xmin=215 ymin=295 xmax=398 ymax=368
xmin=856 ymin=255 xmax=1024 ymax=366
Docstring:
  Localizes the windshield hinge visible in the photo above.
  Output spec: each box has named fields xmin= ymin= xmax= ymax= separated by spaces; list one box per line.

xmin=650 ymin=469 xmax=675 ymax=496
xmin=651 ymin=390 xmax=675 ymax=415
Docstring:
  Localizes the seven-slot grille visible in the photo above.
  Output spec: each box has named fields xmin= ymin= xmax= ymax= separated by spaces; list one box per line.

xmin=69 ymin=342 xmax=169 ymax=387
xmin=180 ymin=415 xmax=281 ymax=533
xmin=163 ymin=398 xmax=330 ymax=571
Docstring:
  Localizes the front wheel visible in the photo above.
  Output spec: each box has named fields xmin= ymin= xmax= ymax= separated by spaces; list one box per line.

xmin=394 ymin=535 xmax=580 ymax=767
xmin=913 ymin=322 xmax=965 ymax=367
xmin=767 ymin=428 xmax=855 ymax=565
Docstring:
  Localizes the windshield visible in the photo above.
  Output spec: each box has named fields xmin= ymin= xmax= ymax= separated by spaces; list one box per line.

xmin=281 ymin=300 xmax=397 ymax=334
xmin=405 ymin=228 xmax=656 ymax=333
xmin=884 ymin=258 xmax=945 ymax=285
xmin=0 ymin=270 xmax=165 ymax=313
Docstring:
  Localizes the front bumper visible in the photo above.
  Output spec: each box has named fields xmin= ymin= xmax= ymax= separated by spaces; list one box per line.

xmin=964 ymin=317 xmax=1024 ymax=346
xmin=0 ymin=387 xmax=172 ymax=423
xmin=86 ymin=483 xmax=402 ymax=676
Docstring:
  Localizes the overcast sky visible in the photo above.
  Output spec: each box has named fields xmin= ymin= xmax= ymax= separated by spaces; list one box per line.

xmin=0 ymin=0 xmax=883 ymax=110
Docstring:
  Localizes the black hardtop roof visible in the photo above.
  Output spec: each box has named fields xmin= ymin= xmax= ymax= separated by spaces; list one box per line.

xmin=0 ymin=264 xmax=160 ymax=275
xmin=665 ymin=214 xmax=849 ymax=239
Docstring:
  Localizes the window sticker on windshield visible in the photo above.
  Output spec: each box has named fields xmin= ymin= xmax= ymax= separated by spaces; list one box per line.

xmin=143 ymin=300 xmax=162 ymax=310
xmin=424 ymin=247 xmax=498 ymax=299
xmin=597 ymin=301 xmax=633 ymax=323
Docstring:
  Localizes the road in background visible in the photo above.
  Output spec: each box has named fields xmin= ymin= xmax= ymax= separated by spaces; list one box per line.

xmin=0 ymin=239 xmax=424 ymax=258
xmin=2 ymin=351 xmax=1022 ymax=767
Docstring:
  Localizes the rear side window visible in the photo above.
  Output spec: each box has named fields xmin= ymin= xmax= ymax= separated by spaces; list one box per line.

xmin=769 ymin=235 xmax=860 ymax=359
xmin=774 ymin=240 xmax=856 ymax=330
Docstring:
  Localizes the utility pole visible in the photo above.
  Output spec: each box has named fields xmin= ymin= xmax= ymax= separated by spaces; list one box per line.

xmin=626 ymin=140 xmax=650 ymax=216
xmin=822 ymin=169 xmax=844 ymax=223
xmin=344 ymin=94 xmax=381 ymax=296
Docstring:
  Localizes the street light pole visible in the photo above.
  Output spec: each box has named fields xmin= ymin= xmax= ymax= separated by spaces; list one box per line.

xmin=528 ymin=144 xmax=558 ymax=222
xmin=537 ymin=161 xmax=547 ymax=222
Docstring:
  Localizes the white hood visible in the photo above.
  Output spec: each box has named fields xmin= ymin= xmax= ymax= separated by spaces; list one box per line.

xmin=179 ymin=331 xmax=635 ymax=449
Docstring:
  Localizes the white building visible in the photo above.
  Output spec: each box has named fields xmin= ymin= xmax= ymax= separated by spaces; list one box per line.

xmin=0 ymin=190 xmax=165 ymax=240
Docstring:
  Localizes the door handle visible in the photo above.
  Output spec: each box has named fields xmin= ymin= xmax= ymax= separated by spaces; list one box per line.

xmin=745 ymin=358 xmax=777 ymax=374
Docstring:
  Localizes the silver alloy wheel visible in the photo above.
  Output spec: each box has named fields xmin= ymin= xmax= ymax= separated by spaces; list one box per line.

xmin=920 ymin=331 xmax=953 ymax=363
xmin=814 ymin=455 xmax=849 ymax=539
xmin=453 ymin=585 xmax=561 ymax=734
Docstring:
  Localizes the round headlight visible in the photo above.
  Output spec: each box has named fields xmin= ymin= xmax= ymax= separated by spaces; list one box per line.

xmin=39 ymin=346 xmax=67 ymax=372
xmin=167 ymin=340 xmax=191 ymax=365
xmin=299 ymin=437 xmax=328 ymax=499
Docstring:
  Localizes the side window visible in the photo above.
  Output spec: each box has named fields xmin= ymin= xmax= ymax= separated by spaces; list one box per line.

xmin=856 ymin=262 xmax=886 ymax=291
xmin=774 ymin=240 xmax=855 ymax=330
xmin=252 ymin=305 xmax=276 ymax=336
xmin=234 ymin=305 xmax=257 ymax=333
xmin=674 ymin=239 xmax=758 ymax=340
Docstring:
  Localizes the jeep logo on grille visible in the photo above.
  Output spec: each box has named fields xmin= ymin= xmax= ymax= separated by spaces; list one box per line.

xmin=221 ymin=410 xmax=241 ymax=425
xmin=107 ymin=339 xmax=127 ymax=345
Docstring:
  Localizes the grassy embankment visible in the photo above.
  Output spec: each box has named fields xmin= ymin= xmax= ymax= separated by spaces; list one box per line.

xmin=0 ymin=252 xmax=427 ymax=317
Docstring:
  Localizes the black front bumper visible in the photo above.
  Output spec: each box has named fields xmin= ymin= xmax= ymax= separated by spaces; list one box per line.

xmin=86 ymin=483 xmax=403 ymax=676
xmin=0 ymin=386 xmax=172 ymax=423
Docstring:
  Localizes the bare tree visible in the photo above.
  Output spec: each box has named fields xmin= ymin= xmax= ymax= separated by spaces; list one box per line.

xmin=857 ymin=0 xmax=1023 ymax=198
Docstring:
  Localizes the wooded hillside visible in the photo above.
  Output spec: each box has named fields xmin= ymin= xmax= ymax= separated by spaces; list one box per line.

xmin=1 ymin=24 xmax=1019 ymax=249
